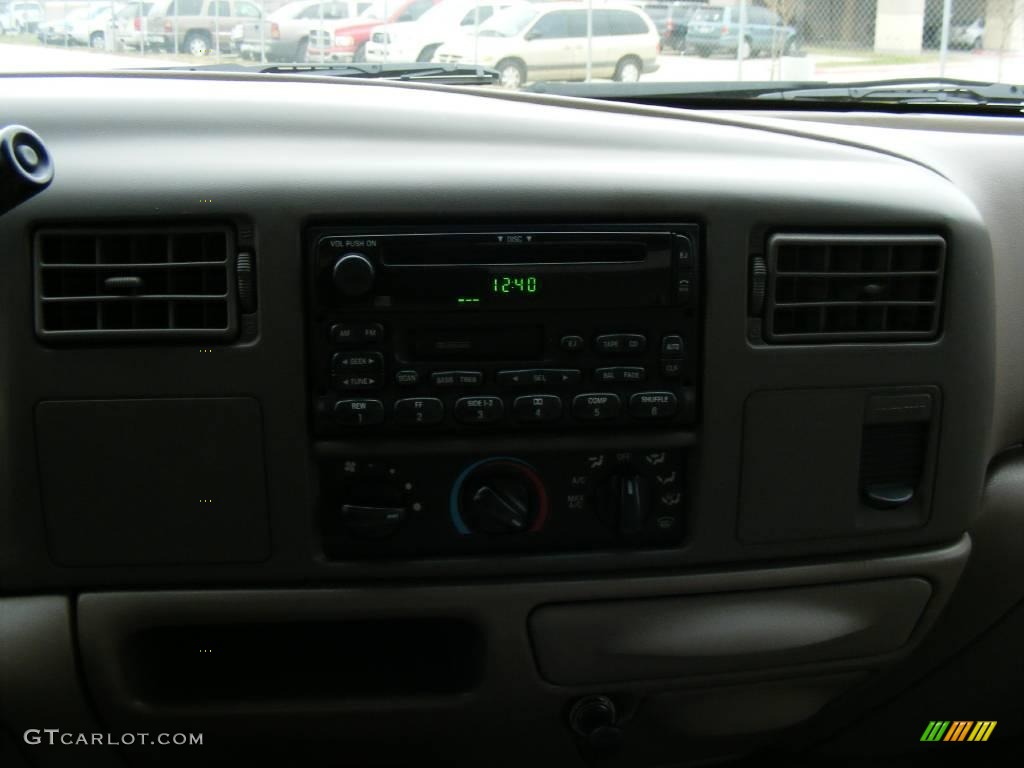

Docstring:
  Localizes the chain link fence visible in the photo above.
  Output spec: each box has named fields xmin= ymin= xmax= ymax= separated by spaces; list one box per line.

xmin=14 ymin=0 xmax=1024 ymax=82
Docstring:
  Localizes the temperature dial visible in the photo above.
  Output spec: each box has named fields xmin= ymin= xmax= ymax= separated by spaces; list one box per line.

xmin=451 ymin=458 xmax=549 ymax=535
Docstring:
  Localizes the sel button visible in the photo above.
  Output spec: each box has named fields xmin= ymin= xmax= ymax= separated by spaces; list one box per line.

xmin=454 ymin=396 xmax=504 ymax=424
xmin=629 ymin=391 xmax=678 ymax=420
xmin=572 ymin=393 xmax=621 ymax=421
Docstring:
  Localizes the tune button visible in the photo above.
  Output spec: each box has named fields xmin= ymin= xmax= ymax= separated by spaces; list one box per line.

xmin=513 ymin=394 xmax=562 ymax=423
xmin=394 ymin=397 xmax=444 ymax=426
xmin=629 ymin=391 xmax=678 ymax=420
xmin=454 ymin=396 xmax=504 ymax=425
xmin=334 ymin=373 xmax=382 ymax=390
xmin=572 ymin=393 xmax=621 ymax=421
xmin=334 ymin=399 xmax=385 ymax=426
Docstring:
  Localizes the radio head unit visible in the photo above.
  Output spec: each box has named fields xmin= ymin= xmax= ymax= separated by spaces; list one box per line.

xmin=307 ymin=226 xmax=700 ymax=436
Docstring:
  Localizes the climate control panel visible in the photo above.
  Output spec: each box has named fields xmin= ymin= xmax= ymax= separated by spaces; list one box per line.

xmin=319 ymin=444 xmax=689 ymax=558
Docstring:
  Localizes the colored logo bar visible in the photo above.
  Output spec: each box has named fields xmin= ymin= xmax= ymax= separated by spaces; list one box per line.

xmin=921 ymin=721 xmax=996 ymax=742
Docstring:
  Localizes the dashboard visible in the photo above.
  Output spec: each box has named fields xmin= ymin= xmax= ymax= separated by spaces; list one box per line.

xmin=0 ymin=72 xmax=1022 ymax=767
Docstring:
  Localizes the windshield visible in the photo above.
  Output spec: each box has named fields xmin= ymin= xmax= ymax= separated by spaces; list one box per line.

xmin=478 ymin=4 xmax=535 ymax=38
xmin=0 ymin=0 xmax=1019 ymax=102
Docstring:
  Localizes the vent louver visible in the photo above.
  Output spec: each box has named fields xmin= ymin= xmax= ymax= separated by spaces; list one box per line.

xmin=763 ymin=234 xmax=945 ymax=343
xmin=34 ymin=226 xmax=239 ymax=342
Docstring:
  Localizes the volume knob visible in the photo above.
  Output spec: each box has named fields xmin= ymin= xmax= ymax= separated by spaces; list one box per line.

xmin=332 ymin=252 xmax=375 ymax=299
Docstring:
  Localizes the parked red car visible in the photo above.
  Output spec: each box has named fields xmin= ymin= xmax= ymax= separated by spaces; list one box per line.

xmin=304 ymin=0 xmax=440 ymax=62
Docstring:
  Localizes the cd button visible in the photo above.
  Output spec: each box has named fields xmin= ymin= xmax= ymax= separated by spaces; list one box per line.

xmin=594 ymin=366 xmax=646 ymax=384
xmin=454 ymin=396 xmax=504 ymax=425
xmin=629 ymin=391 xmax=678 ymax=420
xmin=334 ymin=399 xmax=384 ymax=426
xmin=595 ymin=334 xmax=646 ymax=356
xmin=572 ymin=393 xmax=621 ymax=421
xmin=513 ymin=395 xmax=562 ymax=423
xmin=394 ymin=397 xmax=444 ymax=426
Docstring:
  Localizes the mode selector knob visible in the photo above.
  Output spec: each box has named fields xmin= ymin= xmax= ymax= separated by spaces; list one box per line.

xmin=332 ymin=252 xmax=375 ymax=299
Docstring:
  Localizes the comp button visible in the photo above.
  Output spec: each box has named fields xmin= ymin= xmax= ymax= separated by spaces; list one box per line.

xmin=572 ymin=393 xmax=621 ymax=421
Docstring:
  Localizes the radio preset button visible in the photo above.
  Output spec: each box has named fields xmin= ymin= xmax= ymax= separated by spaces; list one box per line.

xmin=432 ymin=370 xmax=483 ymax=387
xmin=395 ymin=369 xmax=419 ymax=386
xmin=394 ymin=397 xmax=444 ymax=426
xmin=573 ymin=393 xmax=621 ymax=421
xmin=454 ymin=396 xmax=504 ymax=425
xmin=661 ymin=335 xmax=684 ymax=356
xmin=629 ymin=391 xmax=678 ymax=420
xmin=331 ymin=351 xmax=382 ymax=372
xmin=595 ymin=334 xmax=646 ymax=356
xmin=329 ymin=322 xmax=384 ymax=346
xmin=334 ymin=399 xmax=385 ymax=426
xmin=560 ymin=335 xmax=584 ymax=353
xmin=594 ymin=366 xmax=646 ymax=384
xmin=513 ymin=395 xmax=562 ymax=423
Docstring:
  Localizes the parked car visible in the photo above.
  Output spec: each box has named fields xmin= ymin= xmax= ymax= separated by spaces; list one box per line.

xmin=640 ymin=1 xmax=704 ymax=52
xmin=305 ymin=0 xmax=441 ymax=63
xmin=951 ymin=16 xmax=984 ymax=50
xmin=235 ymin=0 xmax=371 ymax=62
xmin=144 ymin=0 xmax=263 ymax=55
xmin=116 ymin=1 xmax=170 ymax=50
xmin=45 ymin=3 xmax=128 ymax=48
xmin=686 ymin=3 xmax=796 ymax=58
xmin=365 ymin=0 xmax=525 ymax=64
xmin=0 ymin=0 xmax=43 ymax=34
xmin=436 ymin=2 xmax=659 ymax=89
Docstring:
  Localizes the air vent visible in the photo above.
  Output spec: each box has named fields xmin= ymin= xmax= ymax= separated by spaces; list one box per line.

xmin=762 ymin=234 xmax=945 ymax=343
xmin=34 ymin=226 xmax=239 ymax=342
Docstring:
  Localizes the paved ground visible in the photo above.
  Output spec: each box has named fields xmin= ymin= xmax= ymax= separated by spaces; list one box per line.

xmin=1 ymin=36 xmax=1023 ymax=85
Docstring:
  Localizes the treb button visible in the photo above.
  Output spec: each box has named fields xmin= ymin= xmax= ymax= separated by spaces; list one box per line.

xmin=629 ymin=391 xmax=678 ymax=420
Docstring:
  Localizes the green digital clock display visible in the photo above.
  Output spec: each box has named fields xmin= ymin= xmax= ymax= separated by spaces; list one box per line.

xmin=492 ymin=275 xmax=538 ymax=295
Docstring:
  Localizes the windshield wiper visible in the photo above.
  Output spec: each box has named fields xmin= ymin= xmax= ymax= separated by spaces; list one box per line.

xmin=528 ymin=77 xmax=1024 ymax=113
xmin=132 ymin=62 xmax=499 ymax=86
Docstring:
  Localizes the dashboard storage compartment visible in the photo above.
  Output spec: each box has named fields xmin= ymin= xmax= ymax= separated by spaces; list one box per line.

xmin=36 ymin=397 xmax=269 ymax=566
xmin=529 ymin=578 xmax=932 ymax=685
